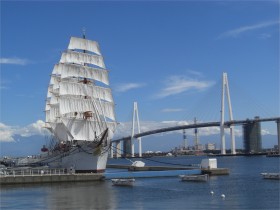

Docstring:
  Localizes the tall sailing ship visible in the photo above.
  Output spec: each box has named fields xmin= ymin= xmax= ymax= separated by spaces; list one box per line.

xmin=44 ymin=34 xmax=117 ymax=173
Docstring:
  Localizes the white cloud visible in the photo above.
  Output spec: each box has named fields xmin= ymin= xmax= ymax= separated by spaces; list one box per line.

xmin=261 ymin=129 xmax=271 ymax=135
xmin=258 ymin=33 xmax=272 ymax=40
xmin=218 ymin=20 xmax=280 ymax=38
xmin=0 ymin=123 xmax=15 ymax=142
xmin=114 ymin=83 xmax=146 ymax=93
xmin=0 ymin=57 xmax=29 ymax=65
xmin=156 ymin=75 xmax=214 ymax=98
xmin=0 ymin=120 xmax=47 ymax=142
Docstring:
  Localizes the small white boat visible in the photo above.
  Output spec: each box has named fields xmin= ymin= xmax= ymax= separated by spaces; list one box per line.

xmin=179 ymin=174 xmax=208 ymax=182
xmin=111 ymin=178 xmax=135 ymax=186
xmin=261 ymin=173 xmax=280 ymax=180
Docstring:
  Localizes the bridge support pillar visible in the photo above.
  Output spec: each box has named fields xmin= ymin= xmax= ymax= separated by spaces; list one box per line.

xmin=123 ymin=139 xmax=132 ymax=157
xmin=131 ymin=102 xmax=142 ymax=157
xmin=115 ymin=141 xmax=121 ymax=158
xmin=110 ymin=143 xmax=114 ymax=158
xmin=220 ymin=72 xmax=236 ymax=155
xmin=277 ymin=120 xmax=280 ymax=154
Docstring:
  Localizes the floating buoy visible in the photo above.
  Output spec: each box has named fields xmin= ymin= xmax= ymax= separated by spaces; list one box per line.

xmin=221 ymin=194 xmax=225 ymax=198
xmin=210 ymin=191 xmax=214 ymax=195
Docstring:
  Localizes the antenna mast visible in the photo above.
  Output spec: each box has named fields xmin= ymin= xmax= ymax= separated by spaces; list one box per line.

xmin=82 ymin=27 xmax=86 ymax=39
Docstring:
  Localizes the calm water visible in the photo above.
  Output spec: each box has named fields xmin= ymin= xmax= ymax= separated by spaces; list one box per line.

xmin=1 ymin=156 xmax=279 ymax=210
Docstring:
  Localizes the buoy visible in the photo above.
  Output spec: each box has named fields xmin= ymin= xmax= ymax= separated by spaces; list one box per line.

xmin=210 ymin=191 xmax=214 ymax=195
xmin=221 ymin=194 xmax=225 ymax=198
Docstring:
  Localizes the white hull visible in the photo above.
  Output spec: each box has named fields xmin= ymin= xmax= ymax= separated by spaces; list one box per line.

xmin=43 ymin=144 xmax=110 ymax=173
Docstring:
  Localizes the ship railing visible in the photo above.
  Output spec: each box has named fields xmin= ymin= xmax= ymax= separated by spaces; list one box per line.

xmin=0 ymin=168 xmax=72 ymax=177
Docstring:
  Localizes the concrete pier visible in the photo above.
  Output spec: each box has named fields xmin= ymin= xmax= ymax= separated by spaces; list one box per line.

xmin=107 ymin=164 xmax=197 ymax=171
xmin=202 ymin=168 xmax=229 ymax=175
xmin=105 ymin=169 xmax=201 ymax=179
xmin=0 ymin=173 xmax=104 ymax=185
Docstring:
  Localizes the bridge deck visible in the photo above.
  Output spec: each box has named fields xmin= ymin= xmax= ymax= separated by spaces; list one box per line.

xmin=113 ymin=117 xmax=280 ymax=142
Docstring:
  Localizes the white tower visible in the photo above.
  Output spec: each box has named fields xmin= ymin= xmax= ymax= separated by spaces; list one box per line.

xmin=220 ymin=72 xmax=236 ymax=154
xmin=131 ymin=102 xmax=142 ymax=157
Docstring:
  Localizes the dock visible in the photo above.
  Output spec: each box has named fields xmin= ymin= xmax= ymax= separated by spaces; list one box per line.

xmin=107 ymin=161 xmax=230 ymax=177
xmin=0 ymin=168 xmax=104 ymax=185
xmin=107 ymin=164 xmax=196 ymax=171
xmin=202 ymin=168 xmax=229 ymax=175
xmin=105 ymin=169 xmax=201 ymax=179
xmin=0 ymin=174 xmax=103 ymax=185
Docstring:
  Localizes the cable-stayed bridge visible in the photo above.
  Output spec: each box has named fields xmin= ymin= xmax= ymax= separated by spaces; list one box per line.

xmin=114 ymin=117 xmax=280 ymax=140
xmin=111 ymin=73 xmax=280 ymax=157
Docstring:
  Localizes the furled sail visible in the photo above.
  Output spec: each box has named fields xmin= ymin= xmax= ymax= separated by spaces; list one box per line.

xmin=45 ymin=36 xmax=116 ymax=142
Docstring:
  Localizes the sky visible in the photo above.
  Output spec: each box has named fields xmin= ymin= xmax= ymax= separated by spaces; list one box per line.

xmin=0 ymin=0 xmax=279 ymax=153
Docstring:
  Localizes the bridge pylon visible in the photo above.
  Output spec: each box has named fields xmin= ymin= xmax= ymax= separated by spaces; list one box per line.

xmin=220 ymin=72 xmax=236 ymax=154
xmin=131 ymin=102 xmax=142 ymax=157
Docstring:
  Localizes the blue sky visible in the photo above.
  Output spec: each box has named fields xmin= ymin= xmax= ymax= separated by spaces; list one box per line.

xmin=0 ymin=1 xmax=279 ymax=151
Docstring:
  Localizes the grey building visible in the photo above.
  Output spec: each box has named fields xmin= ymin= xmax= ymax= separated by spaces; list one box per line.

xmin=243 ymin=116 xmax=262 ymax=153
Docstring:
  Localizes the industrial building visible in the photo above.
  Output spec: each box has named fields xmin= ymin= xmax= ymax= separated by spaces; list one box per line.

xmin=243 ymin=116 xmax=262 ymax=153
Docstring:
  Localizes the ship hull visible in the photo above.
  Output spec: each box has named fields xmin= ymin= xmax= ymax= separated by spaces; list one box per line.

xmin=43 ymin=144 xmax=110 ymax=173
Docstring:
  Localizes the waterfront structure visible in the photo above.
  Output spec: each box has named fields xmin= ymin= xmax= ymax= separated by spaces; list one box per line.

xmin=205 ymin=143 xmax=216 ymax=150
xmin=243 ymin=116 xmax=262 ymax=153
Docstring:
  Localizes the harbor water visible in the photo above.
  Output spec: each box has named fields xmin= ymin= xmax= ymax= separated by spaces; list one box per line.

xmin=1 ymin=156 xmax=279 ymax=209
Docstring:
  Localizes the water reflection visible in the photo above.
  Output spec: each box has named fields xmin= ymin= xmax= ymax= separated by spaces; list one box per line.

xmin=46 ymin=181 xmax=116 ymax=209
xmin=1 ymin=181 xmax=116 ymax=210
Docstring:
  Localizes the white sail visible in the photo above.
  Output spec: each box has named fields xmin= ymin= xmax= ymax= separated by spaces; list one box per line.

xmin=53 ymin=63 xmax=109 ymax=85
xmin=45 ymin=36 xmax=116 ymax=144
xmin=59 ymin=97 xmax=115 ymax=121
xmin=50 ymin=76 xmax=61 ymax=90
xmin=45 ymin=103 xmax=50 ymax=111
xmin=68 ymin=37 xmax=101 ymax=55
xmin=60 ymin=51 xmax=105 ymax=69
xmin=49 ymin=105 xmax=60 ymax=122
xmin=49 ymin=122 xmax=72 ymax=141
xmin=61 ymin=118 xmax=116 ymax=141
xmin=59 ymin=82 xmax=113 ymax=102
xmin=47 ymin=86 xmax=53 ymax=98
xmin=45 ymin=110 xmax=50 ymax=122
xmin=50 ymin=95 xmax=59 ymax=105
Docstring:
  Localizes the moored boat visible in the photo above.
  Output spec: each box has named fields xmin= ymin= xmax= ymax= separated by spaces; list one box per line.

xmin=111 ymin=178 xmax=135 ymax=186
xmin=261 ymin=173 xmax=280 ymax=180
xmin=179 ymin=174 xmax=208 ymax=182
